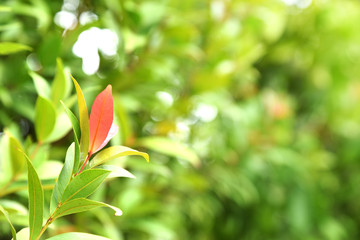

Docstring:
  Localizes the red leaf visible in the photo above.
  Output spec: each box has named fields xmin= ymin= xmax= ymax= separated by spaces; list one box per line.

xmin=89 ymin=85 xmax=114 ymax=155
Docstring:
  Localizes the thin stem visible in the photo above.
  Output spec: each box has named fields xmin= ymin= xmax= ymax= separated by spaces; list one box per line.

xmin=76 ymin=152 xmax=92 ymax=176
xmin=35 ymin=203 xmax=60 ymax=240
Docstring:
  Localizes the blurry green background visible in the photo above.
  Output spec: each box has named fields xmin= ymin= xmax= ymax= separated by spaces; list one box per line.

xmin=1 ymin=0 xmax=360 ymax=239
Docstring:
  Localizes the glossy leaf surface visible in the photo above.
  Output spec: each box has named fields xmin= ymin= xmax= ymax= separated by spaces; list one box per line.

xmin=71 ymin=76 xmax=89 ymax=162
xmin=61 ymin=100 xmax=81 ymax=141
xmin=89 ymin=85 xmax=114 ymax=154
xmin=97 ymin=165 xmax=135 ymax=179
xmin=53 ymin=198 xmax=122 ymax=218
xmin=90 ymin=146 xmax=149 ymax=168
xmin=24 ymin=154 xmax=44 ymax=240
xmin=61 ymin=169 xmax=110 ymax=204
xmin=51 ymin=143 xmax=75 ymax=212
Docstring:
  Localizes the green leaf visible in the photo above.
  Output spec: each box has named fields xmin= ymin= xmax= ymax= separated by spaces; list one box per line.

xmin=90 ymin=146 xmax=149 ymax=168
xmin=60 ymin=100 xmax=81 ymax=174
xmin=61 ymin=169 xmax=110 ymax=204
xmin=139 ymin=137 xmax=200 ymax=167
xmin=60 ymin=100 xmax=81 ymax=142
xmin=36 ymin=160 xmax=63 ymax=180
xmin=29 ymin=71 xmax=51 ymax=99
xmin=35 ymin=96 xmax=56 ymax=143
xmin=0 ymin=6 xmax=11 ymax=12
xmin=97 ymin=165 xmax=135 ymax=179
xmin=0 ymin=205 xmax=17 ymax=240
xmin=51 ymin=143 xmax=75 ymax=212
xmin=13 ymin=228 xmax=29 ymax=240
xmin=8 ymin=135 xmax=26 ymax=176
xmin=46 ymin=232 xmax=111 ymax=240
xmin=23 ymin=153 xmax=44 ymax=240
xmin=51 ymin=58 xmax=71 ymax=105
xmin=45 ymin=112 xmax=72 ymax=143
xmin=0 ymin=199 xmax=28 ymax=215
xmin=0 ymin=135 xmax=12 ymax=187
xmin=71 ymin=75 xmax=89 ymax=163
xmin=3 ymin=131 xmax=26 ymax=178
xmin=0 ymin=42 xmax=32 ymax=55
xmin=53 ymin=198 xmax=122 ymax=219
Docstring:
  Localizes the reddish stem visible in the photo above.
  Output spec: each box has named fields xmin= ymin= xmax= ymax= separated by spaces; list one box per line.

xmin=76 ymin=152 xmax=92 ymax=176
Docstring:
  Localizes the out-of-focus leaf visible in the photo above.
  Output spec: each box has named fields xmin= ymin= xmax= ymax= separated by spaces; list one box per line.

xmin=45 ymin=112 xmax=72 ymax=143
xmin=0 ymin=135 xmax=11 ymax=187
xmin=89 ymin=85 xmax=114 ymax=154
xmin=37 ymin=160 xmax=63 ymax=180
xmin=114 ymin=100 xmax=131 ymax=145
xmin=12 ymin=228 xmax=29 ymax=240
xmin=29 ymin=71 xmax=51 ymax=99
xmin=6 ymin=132 xmax=26 ymax=177
xmin=53 ymin=198 xmax=122 ymax=219
xmin=51 ymin=58 xmax=71 ymax=105
xmin=138 ymin=137 xmax=200 ymax=167
xmin=97 ymin=165 xmax=136 ymax=179
xmin=0 ymin=6 xmax=11 ymax=12
xmin=0 ymin=42 xmax=32 ymax=55
xmin=61 ymin=169 xmax=110 ymax=204
xmin=2 ymin=179 xmax=54 ymax=197
xmin=35 ymin=96 xmax=56 ymax=142
xmin=51 ymin=143 xmax=75 ymax=213
xmin=90 ymin=146 xmax=149 ymax=168
xmin=0 ymin=199 xmax=28 ymax=215
xmin=0 ymin=205 xmax=17 ymax=240
xmin=46 ymin=232 xmax=111 ymax=240
xmin=71 ymin=75 xmax=89 ymax=163
xmin=23 ymin=153 xmax=44 ymax=240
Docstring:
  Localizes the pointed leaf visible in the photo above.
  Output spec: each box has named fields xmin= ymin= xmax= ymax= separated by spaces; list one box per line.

xmin=45 ymin=112 xmax=72 ymax=143
xmin=71 ymin=75 xmax=89 ymax=162
xmin=51 ymin=58 xmax=71 ymax=105
xmin=94 ymin=124 xmax=118 ymax=153
xmin=35 ymin=96 xmax=56 ymax=142
xmin=23 ymin=153 xmax=44 ymax=240
xmin=53 ymin=198 xmax=122 ymax=219
xmin=46 ymin=232 xmax=111 ymax=240
xmin=90 ymin=146 xmax=149 ymax=168
xmin=0 ymin=205 xmax=17 ymax=240
xmin=139 ymin=137 xmax=200 ymax=167
xmin=59 ymin=101 xmax=81 ymax=174
xmin=29 ymin=71 xmax=51 ymax=99
xmin=97 ymin=165 xmax=135 ymax=179
xmin=60 ymin=100 xmax=81 ymax=142
xmin=51 ymin=143 xmax=76 ymax=212
xmin=6 ymin=132 xmax=26 ymax=177
xmin=61 ymin=169 xmax=110 ymax=204
xmin=0 ymin=42 xmax=32 ymax=55
xmin=89 ymin=85 xmax=114 ymax=154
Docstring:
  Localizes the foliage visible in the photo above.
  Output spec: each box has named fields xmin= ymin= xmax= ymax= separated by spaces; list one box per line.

xmin=1 ymin=0 xmax=360 ymax=239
